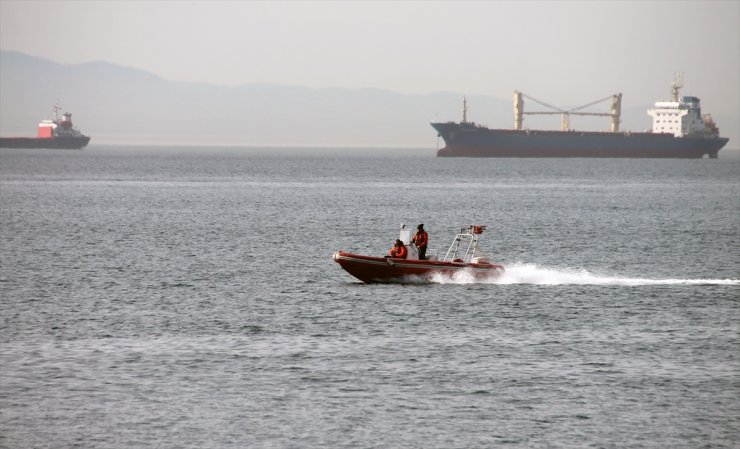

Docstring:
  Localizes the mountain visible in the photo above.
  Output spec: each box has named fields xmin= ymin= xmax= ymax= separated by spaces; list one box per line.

xmin=1 ymin=50 xmax=736 ymax=148
xmin=0 ymin=50 xmax=486 ymax=147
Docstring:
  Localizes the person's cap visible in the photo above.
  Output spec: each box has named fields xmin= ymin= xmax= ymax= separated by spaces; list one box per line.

xmin=417 ymin=224 xmax=424 ymax=229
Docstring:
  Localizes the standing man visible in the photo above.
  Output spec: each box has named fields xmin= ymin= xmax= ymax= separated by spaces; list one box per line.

xmin=412 ymin=223 xmax=428 ymax=260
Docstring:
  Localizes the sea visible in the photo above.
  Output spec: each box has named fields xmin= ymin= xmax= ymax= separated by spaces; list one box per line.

xmin=1 ymin=145 xmax=738 ymax=449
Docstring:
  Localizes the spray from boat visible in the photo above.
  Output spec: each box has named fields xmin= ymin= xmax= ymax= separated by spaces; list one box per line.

xmin=431 ymin=262 xmax=739 ymax=286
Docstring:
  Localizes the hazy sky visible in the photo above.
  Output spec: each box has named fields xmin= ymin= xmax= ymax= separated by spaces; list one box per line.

xmin=1 ymin=0 xmax=739 ymax=114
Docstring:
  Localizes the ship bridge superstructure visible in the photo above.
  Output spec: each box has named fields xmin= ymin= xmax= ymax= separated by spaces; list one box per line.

xmin=647 ymin=74 xmax=720 ymax=138
xmin=37 ymin=104 xmax=85 ymax=139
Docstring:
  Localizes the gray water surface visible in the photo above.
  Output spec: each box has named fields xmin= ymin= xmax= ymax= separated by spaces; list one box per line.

xmin=1 ymin=146 xmax=738 ymax=448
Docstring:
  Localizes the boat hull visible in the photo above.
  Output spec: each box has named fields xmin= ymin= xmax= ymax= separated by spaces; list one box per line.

xmin=0 ymin=136 xmax=90 ymax=149
xmin=432 ymin=123 xmax=728 ymax=158
xmin=333 ymin=251 xmax=505 ymax=283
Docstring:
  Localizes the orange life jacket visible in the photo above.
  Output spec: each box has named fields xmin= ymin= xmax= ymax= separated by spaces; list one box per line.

xmin=413 ymin=230 xmax=428 ymax=248
xmin=390 ymin=244 xmax=407 ymax=259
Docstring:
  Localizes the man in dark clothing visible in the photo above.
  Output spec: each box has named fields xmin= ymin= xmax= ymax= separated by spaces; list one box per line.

xmin=412 ymin=224 xmax=428 ymax=260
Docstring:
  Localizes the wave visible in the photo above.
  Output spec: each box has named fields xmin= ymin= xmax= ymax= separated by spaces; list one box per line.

xmin=431 ymin=262 xmax=740 ymax=286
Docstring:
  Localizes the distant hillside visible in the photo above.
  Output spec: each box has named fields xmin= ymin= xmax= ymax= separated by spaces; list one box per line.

xmin=1 ymin=50 xmax=735 ymax=148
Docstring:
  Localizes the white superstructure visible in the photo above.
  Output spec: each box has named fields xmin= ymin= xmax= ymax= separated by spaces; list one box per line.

xmin=647 ymin=74 xmax=720 ymax=138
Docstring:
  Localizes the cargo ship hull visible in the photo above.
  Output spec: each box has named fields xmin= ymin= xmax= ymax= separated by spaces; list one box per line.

xmin=0 ymin=136 xmax=90 ymax=149
xmin=432 ymin=123 xmax=729 ymax=158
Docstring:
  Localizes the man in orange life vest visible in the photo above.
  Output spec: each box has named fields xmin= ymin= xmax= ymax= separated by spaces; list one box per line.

xmin=412 ymin=223 xmax=428 ymax=260
xmin=388 ymin=239 xmax=408 ymax=259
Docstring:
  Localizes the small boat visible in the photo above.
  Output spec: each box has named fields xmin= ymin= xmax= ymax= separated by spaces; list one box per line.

xmin=333 ymin=224 xmax=505 ymax=283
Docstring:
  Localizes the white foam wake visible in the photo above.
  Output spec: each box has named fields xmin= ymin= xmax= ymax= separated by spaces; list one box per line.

xmin=431 ymin=262 xmax=740 ymax=286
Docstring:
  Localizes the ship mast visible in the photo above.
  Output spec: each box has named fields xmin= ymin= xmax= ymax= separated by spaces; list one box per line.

xmin=670 ymin=72 xmax=684 ymax=102
xmin=514 ymin=91 xmax=524 ymax=130
xmin=461 ymin=96 xmax=468 ymax=124
xmin=52 ymin=102 xmax=61 ymax=122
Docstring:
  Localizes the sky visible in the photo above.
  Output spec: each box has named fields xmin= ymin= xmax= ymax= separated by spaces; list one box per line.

xmin=1 ymin=0 xmax=739 ymax=115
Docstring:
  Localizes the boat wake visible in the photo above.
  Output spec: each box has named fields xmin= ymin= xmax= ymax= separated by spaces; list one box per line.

xmin=430 ymin=262 xmax=740 ymax=286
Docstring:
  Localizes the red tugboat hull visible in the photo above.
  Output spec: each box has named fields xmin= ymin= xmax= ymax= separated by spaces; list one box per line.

xmin=333 ymin=251 xmax=504 ymax=284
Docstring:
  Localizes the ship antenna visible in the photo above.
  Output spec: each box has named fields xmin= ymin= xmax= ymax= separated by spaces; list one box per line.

xmin=462 ymin=96 xmax=468 ymax=124
xmin=670 ymin=72 xmax=684 ymax=102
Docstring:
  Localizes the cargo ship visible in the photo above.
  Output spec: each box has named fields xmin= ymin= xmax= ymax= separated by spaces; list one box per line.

xmin=0 ymin=104 xmax=90 ymax=149
xmin=432 ymin=76 xmax=728 ymax=158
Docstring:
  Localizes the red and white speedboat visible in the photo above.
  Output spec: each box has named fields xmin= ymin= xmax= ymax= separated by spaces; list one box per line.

xmin=333 ymin=224 xmax=505 ymax=283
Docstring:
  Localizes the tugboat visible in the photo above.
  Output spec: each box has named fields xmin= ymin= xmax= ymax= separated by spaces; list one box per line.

xmin=0 ymin=103 xmax=91 ymax=149
xmin=333 ymin=224 xmax=505 ymax=283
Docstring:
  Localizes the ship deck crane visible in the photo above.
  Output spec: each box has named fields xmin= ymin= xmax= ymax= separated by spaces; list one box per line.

xmin=513 ymin=91 xmax=622 ymax=132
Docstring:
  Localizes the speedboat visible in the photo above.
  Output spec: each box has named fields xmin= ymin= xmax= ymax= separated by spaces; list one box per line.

xmin=333 ymin=224 xmax=505 ymax=283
